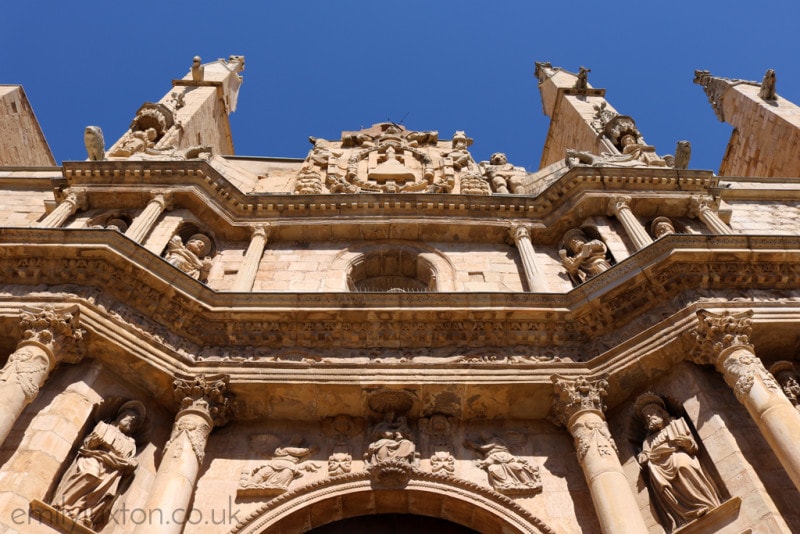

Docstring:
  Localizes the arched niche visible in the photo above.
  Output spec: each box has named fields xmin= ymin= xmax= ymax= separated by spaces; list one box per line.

xmin=231 ymin=472 xmax=555 ymax=534
xmin=326 ymin=241 xmax=457 ymax=292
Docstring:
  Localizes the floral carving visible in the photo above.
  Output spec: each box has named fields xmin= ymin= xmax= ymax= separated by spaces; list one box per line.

xmin=173 ymin=374 xmax=233 ymax=427
xmin=430 ymin=451 xmax=455 ymax=476
xmin=690 ymin=310 xmax=754 ymax=366
xmin=571 ymin=420 xmax=617 ymax=461
xmin=19 ymin=305 xmax=85 ymax=364
xmin=551 ymin=375 xmax=609 ymax=426
xmin=0 ymin=347 xmax=49 ymax=401
xmin=327 ymin=452 xmax=352 ymax=476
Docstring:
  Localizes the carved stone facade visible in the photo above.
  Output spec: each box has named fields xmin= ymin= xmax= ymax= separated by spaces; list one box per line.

xmin=2 ymin=58 xmax=800 ymax=534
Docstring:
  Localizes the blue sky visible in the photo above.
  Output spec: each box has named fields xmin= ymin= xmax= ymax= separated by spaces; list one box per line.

xmin=3 ymin=1 xmax=798 ymax=173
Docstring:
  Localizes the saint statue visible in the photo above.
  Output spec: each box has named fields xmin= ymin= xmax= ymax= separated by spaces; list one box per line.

xmin=635 ymin=393 xmax=721 ymax=529
xmin=559 ymin=228 xmax=612 ymax=284
xmin=164 ymin=233 xmax=213 ymax=282
xmin=464 ymin=433 xmax=541 ymax=495
xmin=51 ymin=401 xmax=146 ymax=530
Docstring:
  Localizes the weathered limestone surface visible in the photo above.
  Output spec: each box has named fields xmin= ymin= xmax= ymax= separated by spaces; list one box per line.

xmin=0 ymin=86 xmax=55 ymax=167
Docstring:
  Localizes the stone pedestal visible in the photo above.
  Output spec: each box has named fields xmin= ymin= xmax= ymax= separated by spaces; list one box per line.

xmin=691 ymin=309 xmax=800 ymax=491
xmin=0 ymin=306 xmax=84 ymax=446
xmin=134 ymin=375 xmax=232 ymax=534
xmin=509 ymin=225 xmax=548 ymax=292
xmin=552 ymin=376 xmax=648 ymax=534
xmin=607 ymin=195 xmax=652 ymax=250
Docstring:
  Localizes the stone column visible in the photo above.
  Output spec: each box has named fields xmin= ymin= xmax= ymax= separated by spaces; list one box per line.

xmin=231 ymin=225 xmax=270 ymax=292
xmin=35 ymin=189 xmax=87 ymax=228
xmin=125 ymin=190 xmax=174 ymax=243
xmin=606 ymin=195 xmax=652 ymax=250
xmin=509 ymin=224 xmax=549 ymax=292
xmin=552 ymin=376 xmax=648 ymax=534
xmin=688 ymin=196 xmax=732 ymax=235
xmin=690 ymin=309 xmax=800 ymax=491
xmin=0 ymin=305 xmax=85 ymax=446
xmin=135 ymin=375 xmax=232 ymax=534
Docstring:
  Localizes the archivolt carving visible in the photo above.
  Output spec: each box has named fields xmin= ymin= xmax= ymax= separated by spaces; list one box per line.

xmin=229 ymin=470 xmax=557 ymax=534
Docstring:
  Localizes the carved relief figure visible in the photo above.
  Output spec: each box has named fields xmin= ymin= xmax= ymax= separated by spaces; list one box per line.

xmin=164 ymin=234 xmax=213 ymax=282
xmin=479 ymin=152 xmax=524 ymax=194
xmin=240 ymin=436 xmax=320 ymax=494
xmin=651 ymin=216 xmax=676 ymax=239
xmin=464 ymin=433 xmax=542 ymax=495
xmin=51 ymin=401 xmax=146 ymax=530
xmin=567 ymin=134 xmax=666 ymax=169
xmin=635 ymin=393 xmax=721 ymax=529
xmin=109 ymin=127 xmax=157 ymax=157
xmin=327 ymin=452 xmax=352 ymax=476
xmin=444 ymin=131 xmax=474 ymax=171
xmin=770 ymin=361 xmax=800 ymax=412
xmin=365 ymin=413 xmax=417 ymax=466
xmin=559 ymin=228 xmax=611 ymax=284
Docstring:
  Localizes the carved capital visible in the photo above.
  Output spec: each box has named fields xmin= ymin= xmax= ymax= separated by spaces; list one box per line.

xmin=150 ymin=190 xmax=175 ymax=211
xmin=690 ymin=309 xmax=754 ymax=366
xmin=551 ymin=375 xmax=608 ymax=427
xmin=606 ymin=195 xmax=632 ymax=217
xmin=508 ymin=224 xmax=531 ymax=244
xmin=687 ymin=195 xmax=713 ymax=219
xmin=65 ymin=189 xmax=89 ymax=211
xmin=251 ymin=224 xmax=270 ymax=241
xmin=173 ymin=374 xmax=233 ymax=427
xmin=18 ymin=305 xmax=85 ymax=364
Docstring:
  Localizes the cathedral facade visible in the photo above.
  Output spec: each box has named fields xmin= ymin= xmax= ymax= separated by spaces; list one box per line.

xmin=0 ymin=57 xmax=799 ymax=533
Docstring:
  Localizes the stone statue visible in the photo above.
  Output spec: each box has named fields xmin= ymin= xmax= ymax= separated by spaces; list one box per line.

xmin=635 ymin=393 xmax=721 ymax=529
xmin=759 ymin=68 xmax=776 ymax=100
xmin=84 ymin=126 xmax=105 ymax=161
xmin=164 ymin=234 xmax=213 ymax=282
xmin=559 ymin=228 xmax=611 ymax=284
xmin=769 ymin=361 xmax=800 ymax=412
xmin=464 ymin=433 xmax=541 ymax=495
xmin=651 ymin=216 xmax=676 ymax=239
xmin=365 ymin=413 xmax=417 ymax=466
xmin=51 ymin=401 xmax=146 ymax=530
xmin=191 ymin=56 xmax=204 ymax=82
xmin=566 ymin=134 xmax=667 ymax=168
xmin=673 ymin=140 xmax=691 ymax=170
xmin=574 ymin=66 xmax=590 ymax=90
xmin=240 ymin=436 xmax=319 ymax=494
xmin=444 ymin=131 xmax=474 ymax=171
xmin=479 ymin=153 xmax=524 ymax=194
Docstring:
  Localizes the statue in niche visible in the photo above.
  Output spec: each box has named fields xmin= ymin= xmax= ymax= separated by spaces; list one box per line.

xmin=464 ymin=433 xmax=542 ymax=495
xmin=164 ymin=233 xmax=213 ymax=282
xmin=769 ymin=361 xmax=800 ymax=412
xmin=759 ymin=68 xmax=776 ymax=100
xmin=635 ymin=393 xmax=721 ymax=529
xmin=365 ymin=412 xmax=417 ymax=466
xmin=651 ymin=216 xmax=676 ymax=239
xmin=479 ymin=152 xmax=524 ymax=194
xmin=51 ymin=401 xmax=146 ymax=530
xmin=559 ymin=228 xmax=612 ymax=284
xmin=240 ymin=436 xmax=320 ymax=494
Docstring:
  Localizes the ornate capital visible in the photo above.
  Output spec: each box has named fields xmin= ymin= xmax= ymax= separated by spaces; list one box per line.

xmin=690 ymin=309 xmax=754 ymax=366
xmin=18 ymin=305 xmax=85 ymax=364
xmin=508 ymin=224 xmax=531 ymax=244
xmin=173 ymin=374 xmax=233 ymax=427
xmin=606 ymin=195 xmax=632 ymax=217
xmin=551 ymin=375 xmax=608 ymax=427
xmin=688 ymin=195 xmax=713 ymax=218
xmin=63 ymin=189 xmax=89 ymax=211
xmin=251 ymin=224 xmax=271 ymax=240
xmin=151 ymin=190 xmax=174 ymax=211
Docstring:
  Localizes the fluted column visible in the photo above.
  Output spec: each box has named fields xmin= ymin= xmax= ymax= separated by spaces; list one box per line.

xmin=606 ymin=195 xmax=652 ymax=250
xmin=36 ymin=189 xmax=87 ymax=228
xmin=135 ymin=375 xmax=232 ymax=534
xmin=688 ymin=196 xmax=733 ymax=235
xmin=231 ymin=225 xmax=270 ymax=292
xmin=0 ymin=305 xmax=85 ymax=445
xmin=690 ymin=309 xmax=800 ymax=491
xmin=125 ymin=190 xmax=174 ymax=243
xmin=552 ymin=376 xmax=648 ymax=534
xmin=509 ymin=224 xmax=548 ymax=292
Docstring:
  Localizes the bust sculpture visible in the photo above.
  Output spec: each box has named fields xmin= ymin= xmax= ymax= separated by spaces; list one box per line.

xmin=165 ymin=234 xmax=213 ymax=282
xmin=635 ymin=393 xmax=721 ymax=529
xmin=559 ymin=228 xmax=611 ymax=284
xmin=51 ymin=401 xmax=146 ymax=530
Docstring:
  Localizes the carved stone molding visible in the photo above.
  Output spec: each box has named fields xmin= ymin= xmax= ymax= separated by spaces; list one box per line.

xmin=18 ymin=304 xmax=85 ymax=364
xmin=689 ymin=309 xmax=754 ymax=366
xmin=550 ymin=375 xmax=609 ymax=427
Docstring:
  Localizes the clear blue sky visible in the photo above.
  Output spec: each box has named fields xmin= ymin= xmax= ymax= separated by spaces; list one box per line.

xmin=3 ymin=1 xmax=798 ymax=174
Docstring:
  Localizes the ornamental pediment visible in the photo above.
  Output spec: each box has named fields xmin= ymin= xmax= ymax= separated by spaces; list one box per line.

xmin=293 ymin=123 xmax=527 ymax=195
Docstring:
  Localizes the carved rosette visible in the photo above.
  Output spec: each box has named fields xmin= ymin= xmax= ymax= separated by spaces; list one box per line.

xmin=18 ymin=305 xmax=86 ymax=364
xmin=168 ymin=375 xmax=233 ymax=464
xmin=689 ymin=310 xmax=754 ymax=367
